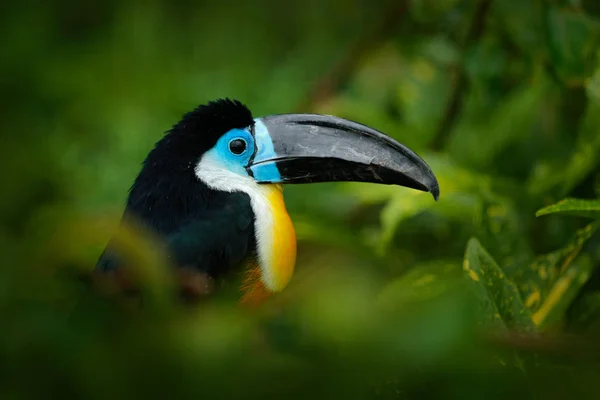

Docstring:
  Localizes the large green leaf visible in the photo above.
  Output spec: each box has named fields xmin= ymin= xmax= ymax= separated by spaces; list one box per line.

xmin=531 ymin=256 xmax=595 ymax=330
xmin=536 ymin=198 xmax=600 ymax=219
xmin=513 ymin=222 xmax=600 ymax=329
xmin=477 ymin=198 xmax=533 ymax=282
xmin=463 ymin=238 xmax=535 ymax=332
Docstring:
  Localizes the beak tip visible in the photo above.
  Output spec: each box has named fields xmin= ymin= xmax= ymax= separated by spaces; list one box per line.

xmin=428 ymin=180 xmax=440 ymax=202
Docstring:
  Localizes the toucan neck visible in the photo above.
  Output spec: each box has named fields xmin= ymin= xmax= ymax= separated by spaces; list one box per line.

xmin=242 ymin=184 xmax=297 ymax=302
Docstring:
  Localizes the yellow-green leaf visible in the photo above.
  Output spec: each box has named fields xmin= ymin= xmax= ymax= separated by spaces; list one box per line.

xmin=531 ymin=255 xmax=594 ymax=330
xmin=514 ymin=222 xmax=600 ymax=329
xmin=536 ymin=198 xmax=600 ymax=219
xmin=463 ymin=238 xmax=536 ymax=332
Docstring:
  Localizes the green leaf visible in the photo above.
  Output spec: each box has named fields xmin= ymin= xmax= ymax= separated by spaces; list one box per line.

xmin=531 ymin=255 xmax=595 ymax=330
xmin=514 ymin=222 xmax=600 ymax=329
xmin=536 ymin=198 xmax=600 ymax=219
xmin=478 ymin=198 xmax=533 ymax=280
xmin=463 ymin=238 xmax=536 ymax=332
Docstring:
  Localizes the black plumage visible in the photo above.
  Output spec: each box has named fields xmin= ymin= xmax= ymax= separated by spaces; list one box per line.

xmin=97 ymin=99 xmax=257 ymax=283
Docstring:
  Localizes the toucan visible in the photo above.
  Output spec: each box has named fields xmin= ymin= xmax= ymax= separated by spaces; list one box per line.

xmin=96 ymin=99 xmax=439 ymax=305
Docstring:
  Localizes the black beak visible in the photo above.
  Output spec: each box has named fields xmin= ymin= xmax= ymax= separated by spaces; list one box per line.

xmin=248 ymin=114 xmax=439 ymax=201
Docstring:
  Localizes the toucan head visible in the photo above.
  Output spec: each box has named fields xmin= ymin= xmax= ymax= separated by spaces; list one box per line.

xmin=118 ymin=99 xmax=439 ymax=304
xmin=164 ymin=99 xmax=439 ymax=198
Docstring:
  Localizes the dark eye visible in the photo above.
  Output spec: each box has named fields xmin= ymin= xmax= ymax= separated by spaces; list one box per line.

xmin=229 ymin=138 xmax=247 ymax=155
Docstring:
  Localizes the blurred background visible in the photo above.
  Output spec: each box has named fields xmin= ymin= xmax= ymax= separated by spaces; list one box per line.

xmin=2 ymin=0 xmax=600 ymax=398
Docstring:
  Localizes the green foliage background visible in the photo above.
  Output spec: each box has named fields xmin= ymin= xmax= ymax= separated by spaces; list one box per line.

xmin=2 ymin=0 xmax=600 ymax=398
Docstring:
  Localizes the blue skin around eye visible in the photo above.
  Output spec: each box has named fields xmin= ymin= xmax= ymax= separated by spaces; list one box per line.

xmin=249 ymin=119 xmax=282 ymax=183
xmin=204 ymin=120 xmax=282 ymax=182
xmin=207 ymin=128 xmax=255 ymax=176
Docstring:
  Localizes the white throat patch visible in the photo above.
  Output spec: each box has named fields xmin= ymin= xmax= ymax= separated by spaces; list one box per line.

xmin=195 ymin=153 xmax=294 ymax=292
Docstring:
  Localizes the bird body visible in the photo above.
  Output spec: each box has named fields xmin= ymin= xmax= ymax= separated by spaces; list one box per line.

xmin=97 ymin=99 xmax=439 ymax=304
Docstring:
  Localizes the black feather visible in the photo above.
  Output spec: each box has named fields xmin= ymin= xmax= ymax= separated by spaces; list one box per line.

xmin=96 ymin=99 xmax=257 ymax=284
xmin=139 ymin=98 xmax=253 ymax=174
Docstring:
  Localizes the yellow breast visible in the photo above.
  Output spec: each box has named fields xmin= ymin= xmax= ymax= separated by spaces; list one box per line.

xmin=241 ymin=184 xmax=296 ymax=306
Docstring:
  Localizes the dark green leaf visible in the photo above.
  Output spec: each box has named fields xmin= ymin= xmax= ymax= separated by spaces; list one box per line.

xmin=478 ymin=198 xmax=533 ymax=281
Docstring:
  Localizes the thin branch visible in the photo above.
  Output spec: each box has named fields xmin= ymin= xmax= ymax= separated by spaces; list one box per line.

xmin=430 ymin=0 xmax=494 ymax=151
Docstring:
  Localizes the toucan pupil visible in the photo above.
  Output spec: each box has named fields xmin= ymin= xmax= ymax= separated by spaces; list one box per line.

xmin=229 ymin=139 xmax=246 ymax=155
